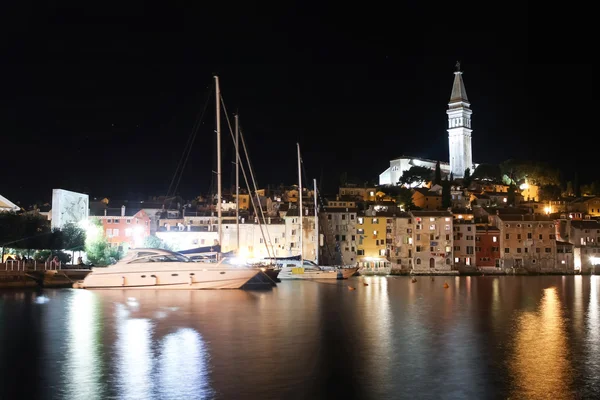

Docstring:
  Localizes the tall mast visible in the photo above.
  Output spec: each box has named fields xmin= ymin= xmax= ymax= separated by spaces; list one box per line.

xmin=297 ymin=143 xmax=303 ymax=266
xmin=214 ymin=75 xmax=222 ymax=256
xmin=314 ymin=178 xmax=319 ymax=265
xmin=235 ymin=113 xmax=240 ymax=251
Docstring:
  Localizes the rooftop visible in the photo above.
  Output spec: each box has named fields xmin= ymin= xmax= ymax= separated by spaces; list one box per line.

xmin=410 ymin=210 xmax=453 ymax=217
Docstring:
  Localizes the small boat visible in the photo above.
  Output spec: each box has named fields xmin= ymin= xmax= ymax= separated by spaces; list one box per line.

xmin=75 ymin=248 xmax=273 ymax=290
xmin=277 ymin=263 xmax=358 ymax=280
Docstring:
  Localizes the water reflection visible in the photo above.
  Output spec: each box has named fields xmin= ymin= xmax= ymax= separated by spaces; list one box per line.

xmin=3 ymin=277 xmax=600 ymax=399
xmin=585 ymin=276 xmax=599 ymax=389
xmin=158 ymin=328 xmax=212 ymax=399
xmin=573 ymin=275 xmax=583 ymax=335
xmin=115 ymin=305 xmax=154 ymax=399
xmin=65 ymin=290 xmax=102 ymax=400
xmin=510 ymin=287 xmax=572 ymax=399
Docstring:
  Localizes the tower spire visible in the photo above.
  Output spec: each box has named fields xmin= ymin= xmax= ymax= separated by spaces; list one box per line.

xmin=450 ymin=61 xmax=469 ymax=105
xmin=447 ymin=63 xmax=473 ymax=178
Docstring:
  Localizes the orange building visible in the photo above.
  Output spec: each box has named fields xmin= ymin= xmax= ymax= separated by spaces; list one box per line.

xmin=93 ymin=205 xmax=151 ymax=248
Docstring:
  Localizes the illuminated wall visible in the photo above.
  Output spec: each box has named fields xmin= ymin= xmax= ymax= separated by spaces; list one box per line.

xmin=51 ymin=189 xmax=89 ymax=230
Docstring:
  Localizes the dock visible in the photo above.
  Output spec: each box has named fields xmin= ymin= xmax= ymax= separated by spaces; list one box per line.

xmin=0 ymin=261 xmax=92 ymax=288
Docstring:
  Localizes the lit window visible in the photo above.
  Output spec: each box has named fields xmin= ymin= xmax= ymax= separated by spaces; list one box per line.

xmin=455 ymin=257 xmax=459 ymax=263
xmin=373 ymin=230 xmax=378 ymax=235
xmin=493 ymin=236 xmax=497 ymax=243
xmin=429 ymin=224 xmax=435 ymax=230
xmin=430 ymin=217 xmax=436 ymax=222
xmin=445 ymin=225 xmax=450 ymax=231
xmin=358 ymin=217 xmax=364 ymax=224
xmin=445 ymin=217 xmax=451 ymax=222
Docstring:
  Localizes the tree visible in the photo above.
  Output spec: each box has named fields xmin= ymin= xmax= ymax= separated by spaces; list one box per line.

xmin=60 ymin=222 xmax=86 ymax=262
xmin=472 ymin=163 xmax=502 ymax=182
xmin=143 ymin=235 xmax=171 ymax=250
xmin=565 ymin=181 xmax=574 ymax=197
xmin=398 ymin=166 xmax=433 ymax=187
xmin=441 ymin=178 xmax=452 ymax=209
xmin=84 ymin=218 xmax=122 ymax=265
xmin=394 ymin=187 xmax=416 ymax=210
xmin=500 ymin=159 xmax=560 ymax=186
xmin=507 ymin=184 xmax=516 ymax=206
xmin=538 ymin=184 xmax=562 ymax=201
xmin=463 ymin=168 xmax=471 ymax=188
xmin=434 ymin=161 xmax=442 ymax=185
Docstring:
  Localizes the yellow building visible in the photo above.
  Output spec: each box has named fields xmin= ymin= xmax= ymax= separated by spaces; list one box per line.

xmin=519 ymin=182 xmax=540 ymax=202
xmin=234 ymin=189 xmax=266 ymax=210
xmin=356 ymin=214 xmax=390 ymax=271
xmin=569 ymin=196 xmax=600 ymax=217
xmin=412 ymin=188 xmax=442 ymax=210
xmin=339 ymin=186 xmax=378 ymax=202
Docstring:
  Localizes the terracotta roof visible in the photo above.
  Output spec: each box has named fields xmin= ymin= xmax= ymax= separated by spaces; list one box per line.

xmin=556 ymin=241 xmax=573 ymax=246
xmin=497 ymin=215 xmax=554 ymax=222
xmin=322 ymin=207 xmax=359 ymax=213
xmin=570 ymin=220 xmax=600 ymax=229
xmin=410 ymin=210 xmax=453 ymax=217
xmin=476 ymin=226 xmax=500 ymax=232
xmin=414 ymin=188 xmax=441 ymax=197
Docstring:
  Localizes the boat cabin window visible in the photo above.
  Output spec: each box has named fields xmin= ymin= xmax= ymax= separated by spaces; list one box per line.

xmin=303 ymin=260 xmax=318 ymax=266
xmin=129 ymin=254 xmax=189 ymax=263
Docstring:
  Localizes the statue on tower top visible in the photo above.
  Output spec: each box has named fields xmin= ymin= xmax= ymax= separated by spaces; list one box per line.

xmin=455 ymin=61 xmax=461 ymax=72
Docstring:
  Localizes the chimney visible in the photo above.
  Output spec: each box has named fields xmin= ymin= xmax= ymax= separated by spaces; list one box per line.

xmin=121 ymin=205 xmax=126 ymax=217
xmin=104 ymin=209 xmax=107 ymax=216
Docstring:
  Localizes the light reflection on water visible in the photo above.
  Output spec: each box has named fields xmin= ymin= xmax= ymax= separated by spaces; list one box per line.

xmin=1 ymin=277 xmax=600 ymax=399
xmin=510 ymin=287 xmax=572 ymax=399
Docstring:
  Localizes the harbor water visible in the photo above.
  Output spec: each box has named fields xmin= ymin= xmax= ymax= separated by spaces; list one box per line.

xmin=1 ymin=275 xmax=599 ymax=399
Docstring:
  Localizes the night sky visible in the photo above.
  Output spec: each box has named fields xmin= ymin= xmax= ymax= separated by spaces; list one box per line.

xmin=0 ymin=2 xmax=592 ymax=206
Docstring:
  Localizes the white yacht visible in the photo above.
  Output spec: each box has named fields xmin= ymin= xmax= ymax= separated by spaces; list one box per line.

xmin=277 ymin=259 xmax=358 ymax=280
xmin=75 ymin=249 xmax=272 ymax=290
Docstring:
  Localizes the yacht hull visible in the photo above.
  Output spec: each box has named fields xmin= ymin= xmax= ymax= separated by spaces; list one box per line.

xmin=278 ymin=267 xmax=358 ymax=280
xmin=78 ymin=267 xmax=269 ymax=290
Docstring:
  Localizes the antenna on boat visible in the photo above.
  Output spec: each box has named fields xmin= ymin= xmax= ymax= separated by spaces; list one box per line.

xmin=214 ymin=75 xmax=222 ymax=258
xmin=297 ymin=143 xmax=303 ymax=267
xmin=235 ymin=113 xmax=240 ymax=251
xmin=314 ymin=178 xmax=319 ymax=265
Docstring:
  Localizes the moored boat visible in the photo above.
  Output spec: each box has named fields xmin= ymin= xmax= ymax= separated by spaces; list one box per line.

xmin=75 ymin=248 xmax=272 ymax=290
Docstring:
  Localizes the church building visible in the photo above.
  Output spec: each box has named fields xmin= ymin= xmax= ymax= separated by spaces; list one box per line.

xmin=379 ymin=64 xmax=477 ymax=185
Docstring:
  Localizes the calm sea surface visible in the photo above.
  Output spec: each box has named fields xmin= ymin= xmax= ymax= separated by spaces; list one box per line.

xmin=1 ymin=275 xmax=599 ymax=400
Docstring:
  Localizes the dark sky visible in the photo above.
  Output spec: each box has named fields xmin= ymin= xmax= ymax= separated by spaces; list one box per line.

xmin=0 ymin=2 xmax=592 ymax=206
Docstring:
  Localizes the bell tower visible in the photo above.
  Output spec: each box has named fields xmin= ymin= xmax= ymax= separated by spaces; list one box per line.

xmin=447 ymin=62 xmax=473 ymax=178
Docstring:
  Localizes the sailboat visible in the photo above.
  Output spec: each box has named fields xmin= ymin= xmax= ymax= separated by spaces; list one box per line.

xmin=76 ymin=76 xmax=272 ymax=290
xmin=277 ymin=143 xmax=358 ymax=280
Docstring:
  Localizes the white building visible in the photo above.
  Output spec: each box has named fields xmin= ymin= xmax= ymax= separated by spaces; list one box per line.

xmin=156 ymin=221 xmax=289 ymax=259
xmin=284 ymin=205 xmax=318 ymax=262
xmin=0 ymin=194 xmax=19 ymax=212
xmin=379 ymin=64 xmax=477 ymax=185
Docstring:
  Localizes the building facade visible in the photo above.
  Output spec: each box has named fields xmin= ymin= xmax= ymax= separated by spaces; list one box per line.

xmin=475 ymin=226 xmax=501 ymax=268
xmin=320 ymin=207 xmax=358 ymax=265
xmin=496 ymin=215 xmax=557 ymax=272
xmin=410 ymin=211 xmax=453 ymax=272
